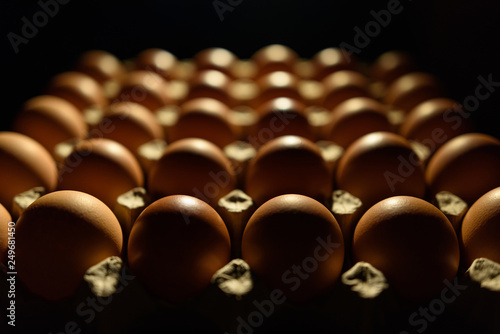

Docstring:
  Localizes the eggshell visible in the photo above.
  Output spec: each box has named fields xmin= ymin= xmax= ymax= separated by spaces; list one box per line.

xmin=0 ymin=203 xmax=12 ymax=265
xmin=0 ymin=132 xmax=58 ymax=212
xmin=426 ymin=133 xmax=500 ymax=205
xmin=127 ymin=195 xmax=231 ymax=303
xmin=325 ymin=97 xmax=392 ymax=148
xmin=383 ymin=72 xmax=443 ymax=112
xmin=335 ymin=132 xmax=425 ymax=208
xmin=370 ymin=51 xmax=417 ymax=85
xmin=46 ymin=71 xmax=107 ymax=111
xmin=170 ymin=98 xmax=238 ymax=148
xmin=353 ymin=196 xmax=459 ymax=302
xmin=148 ymin=138 xmax=236 ymax=207
xmin=399 ymin=98 xmax=471 ymax=152
xmin=460 ymin=187 xmax=500 ymax=267
xmin=241 ymin=194 xmax=344 ymax=302
xmin=254 ymin=71 xmax=302 ymax=107
xmin=321 ymin=70 xmax=369 ymax=110
xmin=15 ymin=190 xmax=122 ymax=301
xmin=312 ymin=47 xmax=356 ymax=80
xmin=194 ymin=47 xmax=238 ymax=77
xmin=75 ymin=50 xmax=125 ymax=84
xmin=13 ymin=95 xmax=88 ymax=153
xmin=245 ymin=135 xmax=331 ymax=206
xmin=252 ymin=44 xmax=298 ymax=77
xmin=58 ymin=138 xmax=144 ymax=208
xmin=117 ymin=70 xmax=169 ymax=112
xmin=186 ymin=69 xmax=233 ymax=106
xmin=134 ymin=48 xmax=177 ymax=79
xmin=96 ymin=101 xmax=164 ymax=155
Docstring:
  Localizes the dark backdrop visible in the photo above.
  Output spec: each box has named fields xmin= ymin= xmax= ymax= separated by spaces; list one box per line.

xmin=2 ymin=0 xmax=500 ymax=136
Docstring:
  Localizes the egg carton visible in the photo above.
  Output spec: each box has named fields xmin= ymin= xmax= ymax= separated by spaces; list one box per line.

xmin=1 ymin=185 xmax=499 ymax=334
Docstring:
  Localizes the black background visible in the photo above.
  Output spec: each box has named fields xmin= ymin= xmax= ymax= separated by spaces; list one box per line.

xmin=2 ymin=0 xmax=500 ymax=136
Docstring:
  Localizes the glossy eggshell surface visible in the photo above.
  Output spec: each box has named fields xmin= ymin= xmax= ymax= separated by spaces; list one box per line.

xmin=16 ymin=190 xmax=123 ymax=301
xmin=353 ymin=196 xmax=459 ymax=302
xmin=460 ymin=187 xmax=500 ymax=267
xmin=241 ymin=194 xmax=344 ymax=302
xmin=127 ymin=195 xmax=231 ymax=303
xmin=0 ymin=132 xmax=58 ymax=212
xmin=425 ymin=133 xmax=500 ymax=205
xmin=245 ymin=136 xmax=331 ymax=206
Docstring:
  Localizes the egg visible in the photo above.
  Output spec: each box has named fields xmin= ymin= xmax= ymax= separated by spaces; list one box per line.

xmin=383 ymin=72 xmax=443 ymax=112
xmin=250 ymin=97 xmax=314 ymax=146
xmin=370 ymin=50 xmax=417 ymax=85
xmin=426 ymin=133 xmax=500 ymax=205
xmin=58 ymin=138 xmax=144 ymax=208
xmin=127 ymin=195 xmax=231 ymax=303
xmin=399 ymin=98 xmax=471 ymax=153
xmin=254 ymin=71 xmax=302 ymax=108
xmin=311 ymin=47 xmax=356 ymax=80
xmin=0 ymin=203 xmax=12 ymax=265
xmin=148 ymin=138 xmax=236 ymax=207
xmin=194 ymin=47 xmax=238 ymax=77
xmin=353 ymin=196 xmax=459 ymax=302
xmin=13 ymin=95 xmax=88 ymax=153
xmin=252 ymin=44 xmax=298 ymax=77
xmin=95 ymin=101 xmax=164 ymax=156
xmin=134 ymin=48 xmax=177 ymax=79
xmin=321 ymin=70 xmax=369 ymax=110
xmin=0 ymin=132 xmax=58 ymax=212
xmin=46 ymin=71 xmax=107 ymax=111
xmin=460 ymin=187 xmax=500 ymax=267
xmin=186 ymin=69 xmax=233 ymax=106
xmin=335 ymin=132 xmax=426 ymax=209
xmin=75 ymin=50 xmax=125 ymax=84
xmin=170 ymin=98 xmax=238 ymax=148
xmin=117 ymin=70 xmax=169 ymax=112
xmin=241 ymin=194 xmax=344 ymax=302
xmin=15 ymin=190 xmax=122 ymax=301
xmin=325 ymin=97 xmax=392 ymax=148
xmin=245 ymin=135 xmax=331 ymax=206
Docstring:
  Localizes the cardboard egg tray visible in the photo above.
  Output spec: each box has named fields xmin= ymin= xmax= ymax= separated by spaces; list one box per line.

xmin=1 ymin=48 xmax=500 ymax=334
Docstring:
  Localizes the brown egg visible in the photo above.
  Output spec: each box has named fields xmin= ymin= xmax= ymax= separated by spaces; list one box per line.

xmin=254 ymin=71 xmax=302 ymax=108
xmin=58 ymin=138 xmax=144 ymax=208
xmin=148 ymin=138 xmax=236 ymax=207
xmin=370 ymin=51 xmax=418 ymax=85
xmin=117 ymin=70 xmax=169 ymax=112
xmin=321 ymin=70 xmax=369 ymax=110
xmin=13 ymin=95 xmax=88 ymax=153
xmin=95 ymin=101 xmax=164 ymax=156
xmin=383 ymin=72 xmax=444 ymax=112
xmin=228 ymin=78 xmax=260 ymax=106
xmin=335 ymin=132 xmax=425 ymax=208
xmin=186 ymin=69 xmax=233 ymax=106
xmin=312 ymin=47 xmax=356 ymax=80
xmin=426 ymin=133 xmax=500 ymax=205
xmin=194 ymin=47 xmax=238 ymax=77
xmin=75 ymin=50 xmax=125 ymax=84
xmin=245 ymin=135 xmax=331 ymax=206
xmin=170 ymin=98 xmax=238 ymax=148
xmin=46 ymin=71 xmax=107 ymax=111
xmin=0 ymin=132 xmax=58 ymax=212
xmin=250 ymin=97 xmax=314 ymax=147
xmin=353 ymin=196 xmax=459 ymax=302
xmin=0 ymin=203 xmax=12 ymax=265
xmin=460 ymin=187 xmax=500 ymax=267
xmin=399 ymin=98 xmax=471 ymax=153
xmin=252 ymin=44 xmax=298 ymax=77
xmin=16 ymin=190 xmax=122 ymax=301
xmin=128 ymin=195 xmax=231 ymax=303
xmin=325 ymin=97 xmax=392 ymax=148
xmin=134 ymin=48 xmax=177 ymax=79
xmin=241 ymin=194 xmax=344 ymax=302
